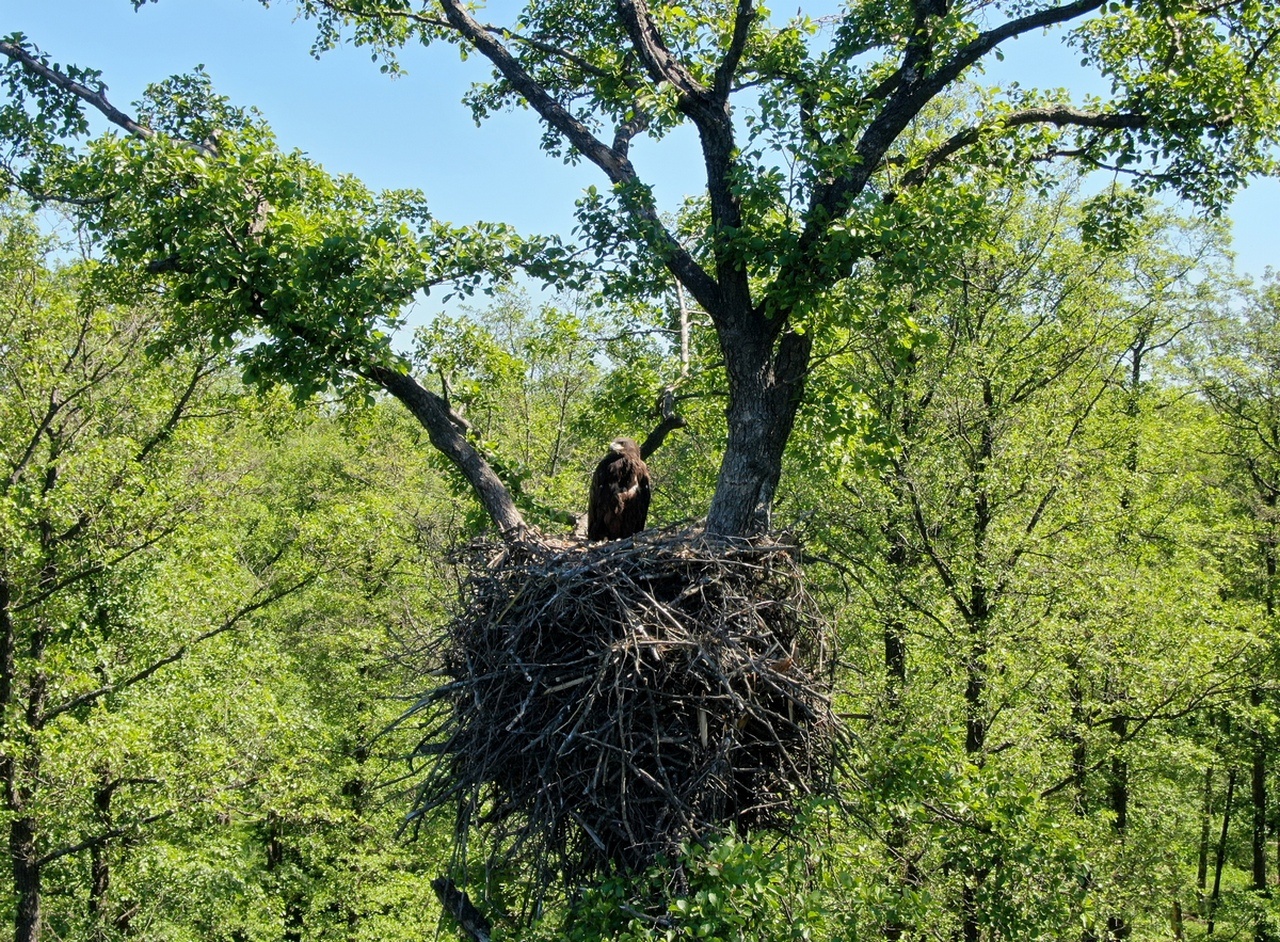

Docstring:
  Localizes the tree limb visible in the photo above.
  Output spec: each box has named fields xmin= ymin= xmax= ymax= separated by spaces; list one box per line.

xmin=430 ymin=0 xmax=725 ymax=316
xmin=934 ymin=0 xmax=1109 ymax=91
xmin=13 ymin=524 xmax=180 ymax=615
xmin=639 ymin=387 xmax=687 ymax=459
xmin=804 ymin=0 xmax=1109 ymax=231
xmin=614 ymin=0 xmax=711 ymax=103
xmin=612 ymin=110 xmax=652 ymax=159
xmin=1040 ymin=666 xmax=1239 ymax=799
xmin=431 ymin=877 xmax=492 ymax=942
xmin=896 ymin=105 xmax=1148 ymax=192
xmin=0 ymin=40 xmax=215 ymax=156
xmin=36 ymin=809 xmax=174 ymax=869
xmin=613 ymin=0 xmax=761 ymax=334
xmin=715 ymin=0 xmax=757 ymax=99
xmin=320 ymin=1 xmax=618 ymax=82
xmin=134 ymin=356 xmax=218 ymax=465
xmin=362 ymin=363 xmax=527 ymax=535
xmin=436 ymin=0 xmax=634 ymax=182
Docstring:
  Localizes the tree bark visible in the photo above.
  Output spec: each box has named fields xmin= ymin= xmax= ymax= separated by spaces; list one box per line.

xmin=1199 ymin=767 xmax=1213 ymax=916
xmin=1106 ymin=710 xmax=1130 ymax=941
xmin=884 ymin=541 xmax=908 ymax=711
xmin=363 ymin=364 xmax=526 ymax=536
xmin=883 ymin=535 xmax=915 ymax=942
xmin=8 ymin=682 xmax=45 ymax=942
xmin=7 ymin=511 xmax=56 ymax=942
xmin=89 ymin=772 xmax=114 ymax=942
xmin=432 ymin=877 xmax=492 ymax=942
xmin=1253 ymin=509 xmax=1275 ymax=941
xmin=1252 ymin=736 xmax=1271 ymax=942
xmin=10 ymin=813 xmax=42 ymax=942
xmin=705 ymin=328 xmax=811 ymax=535
xmin=1208 ymin=769 xmax=1237 ymax=936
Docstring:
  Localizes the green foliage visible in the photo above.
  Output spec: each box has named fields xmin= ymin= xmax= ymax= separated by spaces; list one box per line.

xmin=67 ymin=126 xmax=545 ymax=401
xmin=5 ymin=0 xmax=1280 ymax=931
xmin=0 ymin=202 xmax=468 ymax=940
xmin=513 ymin=831 xmax=840 ymax=942
xmin=408 ymin=285 xmax=716 ymax=528
xmin=0 ymin=42 xmax=579 ymax=406
xmin=775 ymin=182 xmax=1261 ymax=941
xmin=0 ymin=33 xmax=98 ymax=196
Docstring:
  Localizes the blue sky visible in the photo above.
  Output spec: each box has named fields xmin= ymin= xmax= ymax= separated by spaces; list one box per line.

xmin=4 ymin=0 xmax=1278 ymax=281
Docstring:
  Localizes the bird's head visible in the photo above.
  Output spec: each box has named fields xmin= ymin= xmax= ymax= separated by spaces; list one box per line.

xmin=610 ymin=437 xmax=637 ymax=454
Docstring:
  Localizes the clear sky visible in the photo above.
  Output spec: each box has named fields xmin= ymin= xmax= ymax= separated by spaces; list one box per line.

xmin=4 ymin=0 xmax=1278 ymax=280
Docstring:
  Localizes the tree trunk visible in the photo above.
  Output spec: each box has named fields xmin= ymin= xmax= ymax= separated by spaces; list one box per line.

xmin=10 ymin=689 xmax=45 ymax=942
xmin=1068 ymin=654 xmax=1088 ymax=808
xmin=5 ymin=528 xmax=52 ymax=942
xmin=964 ymin=412 xmax=993 ymax=759
xmin=884 ymin=593 xmax=907 ymax=712
xmin=1208 ymin=769 xmax=1237 ymax=936
xmin=955 ymin=382 xmax=998 ymax=942
xmin=89 ymin=772 xmax=114 ymax=941
xmin=0 ymin=579 xmax=40 ymax=942
xmin=263 ymin=811 xmax=305 ymax=942
xmin=705 ymin=328 xmax=810 ymax=536
xmin=1068 ymin=652 xmax=1100 ymax=942
xmin=10 ymin=813 xmax=42 ymax=942
xmin=1106 ymin=711 xmax=1130 ymax=941
xmin=1252 ymin=736 xmax=1271 ymax=942
xmin=883 ymin=537 xmax=914 ymax=942
xmin=1254 ymin=515 xmax=1275 ymax=941
xmin=1199 ymin=767 xmax=1213 ymax=916
xmin=962 ymin=883 xmax=981 ymax=942
xmin=961 ymin=610 xmax=989 ymax=942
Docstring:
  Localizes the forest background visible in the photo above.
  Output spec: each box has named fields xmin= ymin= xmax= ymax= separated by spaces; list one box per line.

xmin=0 ymin=0 xmax=1279 ymax=940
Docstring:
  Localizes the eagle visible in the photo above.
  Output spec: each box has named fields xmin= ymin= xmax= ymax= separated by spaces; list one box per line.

xmin=587 ymin=437 xmax=651 ymax=541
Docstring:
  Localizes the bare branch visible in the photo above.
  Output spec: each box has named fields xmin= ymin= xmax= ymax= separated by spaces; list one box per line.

xmin=611 ymin=0 xmax=753 ymax=322
xmin=639 ymin=388 xmax=687 ymax=459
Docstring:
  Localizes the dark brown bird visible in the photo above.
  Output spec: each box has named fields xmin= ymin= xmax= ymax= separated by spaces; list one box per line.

xmin=587 ymin=437 xmax=651 ymax=541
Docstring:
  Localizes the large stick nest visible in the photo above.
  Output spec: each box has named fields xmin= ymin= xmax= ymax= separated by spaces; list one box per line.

xmin=406 ymin=527 xmax=841 ymax=895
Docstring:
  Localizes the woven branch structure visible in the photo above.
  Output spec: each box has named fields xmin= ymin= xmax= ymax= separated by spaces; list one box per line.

xmin=406 ymin=527 xmax=841 ymax=897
